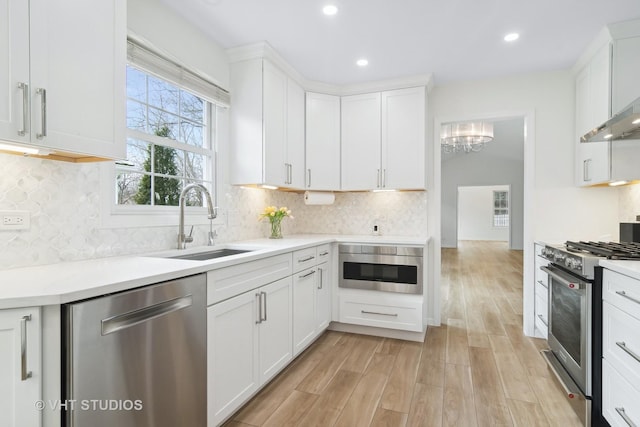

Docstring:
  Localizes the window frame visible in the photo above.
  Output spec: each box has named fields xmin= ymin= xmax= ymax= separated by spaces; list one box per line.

xmin=100 ymin=57 xmax=227 ymax=229
xmin=492 ymin=190 xmax=509 ymax=228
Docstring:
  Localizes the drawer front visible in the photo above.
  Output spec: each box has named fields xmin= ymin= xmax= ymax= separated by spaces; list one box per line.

xmin=603 ymin=301 xmax=640 ymax=387
xmin=207 ymin=253 xmax=293 ymax=305
xmin=603 ymin=269 xmax=640 ymax=320
xmin=603 ymin=359 xmax=640 ymax=427
xmin=316 ymin=244 xmax=331 ymax=263
xmin=339 ymin=290 xmax=423 ymax=332
xmin=534 ymin=293 xmax=548 ymax=338
xmin=292 ymin=247 xmax=317 ymax=273
xmin=535 ymin=278 xmax=548 ymax=301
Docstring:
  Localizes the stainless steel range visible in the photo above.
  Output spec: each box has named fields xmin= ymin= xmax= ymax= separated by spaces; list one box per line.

xmin=540 ymin=241 xmax=640 ymax=426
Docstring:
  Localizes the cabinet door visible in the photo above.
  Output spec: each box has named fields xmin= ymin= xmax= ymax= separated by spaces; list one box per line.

xmin=305 ymin=92 xmax=341 ymax=190
xmin=263 ymin=61 xmax=287 ymax=186
xmin=316 ymin=262 xmax=331 ymax=331
xmin=590 ymin=43 xmax=612 ymax=127
xmin=576 ymin=141 xmax=610 ymax=186
xmin=258 ymin=277 xmax=293 ymax=383
xmin=612 ymin=36 xmax=640 ymax=114
xmin=293 ymin=267 xmax=318 ymax=356
xmin=0 ymin=307 xmax=41 ymax=427
xmin=286 ymin=79 xmax=305 ymax=188
xmin=341 ymin=93 xmax=381 ymax=191
xmin=208 ymin=292 xmax=259 ymax=426
xmin=575 ymin=66 xmax=591 ymax=139
xmin=28 ymin=0 xmax=125 ymax=159
xmin=381 ymin=87 xmax=426 ymax=190
xmin=0 ymin=0 xmax=30 ymax=145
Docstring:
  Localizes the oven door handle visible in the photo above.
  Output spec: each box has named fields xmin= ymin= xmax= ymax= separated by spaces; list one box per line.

xmin=540 ymin=266 xmax=586 ymax=290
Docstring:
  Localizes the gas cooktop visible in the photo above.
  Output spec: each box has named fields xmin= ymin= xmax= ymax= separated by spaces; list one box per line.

xmin=565 ymin=241 xmax=640 ymax=260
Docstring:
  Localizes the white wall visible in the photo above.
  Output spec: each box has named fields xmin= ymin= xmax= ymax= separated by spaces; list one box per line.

xmin=441 ymin=118 xmax=524 ymax=248
xmin=458 ymin=185 xmax=510 ymax=242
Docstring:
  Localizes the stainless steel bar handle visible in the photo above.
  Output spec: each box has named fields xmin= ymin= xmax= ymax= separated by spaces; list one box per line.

xmin=616 ymin=341 xmax=640 ymax=364
xmin=318 ymin=268 xmax=323 ymax=290
xmin=307 ymin=169 xmax=311 ymax=188
xmin=319 ymin=251 xmax=329 ymax=257
xmin=537 ymin=314 xmax=548 ymax=327
xmin=540 ymin=266 xmax=585 ymax=290
xmin=615 ymin=407 xmax=637 ymax=427
xmin=36 ymin=88 xmax=47 ymax=139
xmin=377 ymin=169 xmax=381 ymax=188
xmin=101 ymin=295 xmax=192 ymax=335
xmin=299 ymin=269 xmax=316 ymax=279
xmin=298 ymin=255 xmax=315 ymax=263
xmin=361 ymin=310 xmax=398 ymax=317
xmin=536 ymin=280 xmax=548 ymax=289
xmin=256 ymin=293 xmax=262 ymax=324
xmin=21 ymin=315 xmax=32 ymax=381
xmin=17 ymin=82 xmax=29 ymax=136
xmin=382 ymin=169 xmax=386 ymax=188
xmin=616 ymin=290 xmax=640 ymax=306
xmin=583 ymin=159 xmax=591 ymax=182
xmin=262 ymin=291 xmax=267 ymax=322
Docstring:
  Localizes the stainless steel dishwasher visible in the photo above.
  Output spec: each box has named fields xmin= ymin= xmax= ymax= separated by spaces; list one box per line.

xmin=63 ymin=273 xmax=206 ymax=427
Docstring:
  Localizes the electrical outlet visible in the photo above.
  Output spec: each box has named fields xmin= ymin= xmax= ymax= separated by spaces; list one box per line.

xmin=0 ymin=211 xmax=30 ymax=230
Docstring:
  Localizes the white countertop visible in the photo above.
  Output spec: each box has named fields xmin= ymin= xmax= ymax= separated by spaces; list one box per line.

xmin=600 ymin=259 xmax=640 ymax=281
xmin=0 ymin=234 xmax=428 ymax=309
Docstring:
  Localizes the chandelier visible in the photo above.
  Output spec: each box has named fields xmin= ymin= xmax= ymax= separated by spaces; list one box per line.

xmin=441 ymin=122 xmax=494 ymax=153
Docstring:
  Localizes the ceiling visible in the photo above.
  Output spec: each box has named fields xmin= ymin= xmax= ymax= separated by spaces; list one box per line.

xmin=160 ymin=0 xmax=640 ymax=86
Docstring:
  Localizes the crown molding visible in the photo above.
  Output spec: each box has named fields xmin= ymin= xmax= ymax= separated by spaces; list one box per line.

xmin=226 ymin=42 xmax=434 ymax=94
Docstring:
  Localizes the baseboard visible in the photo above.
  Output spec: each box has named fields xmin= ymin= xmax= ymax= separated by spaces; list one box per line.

xmin=328 ymin=321 xmax=427 ymax=343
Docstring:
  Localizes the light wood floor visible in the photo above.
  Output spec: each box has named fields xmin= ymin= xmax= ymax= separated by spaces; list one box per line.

xmin=224 ymin=241 xmax=583 ymax=427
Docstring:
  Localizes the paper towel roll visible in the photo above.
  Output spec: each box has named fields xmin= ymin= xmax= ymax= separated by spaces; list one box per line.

xmin=304 ymin=191 xmax=335 ymax=205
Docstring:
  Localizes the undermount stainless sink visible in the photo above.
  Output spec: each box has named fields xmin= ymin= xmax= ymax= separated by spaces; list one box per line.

xmin=168 ymin=248 xmax=253 ymax=261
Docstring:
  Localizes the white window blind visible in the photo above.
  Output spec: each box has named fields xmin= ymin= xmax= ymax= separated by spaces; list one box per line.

xmin=127 ymin=38 xmax=230 ymax=107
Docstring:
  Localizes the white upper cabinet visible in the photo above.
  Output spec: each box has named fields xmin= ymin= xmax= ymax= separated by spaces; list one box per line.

xmin=305 ymin=92 xmax=341 ymax=190
xmin=230 ymin=58 xmax=305 ymax=189
xmin=0 ymin=0 xmax=125 ymax=160
xmin=575 ymin=43 xmax=611 ymax=139
xmin=611 ymin=36 xmax=640 ymax=114
xmin=341 ymin=87 xmax=426 ymax=191
xmin=381 ymin=87 xmax=426 ymax=190
xmin=341 ymin=93 xmax=382 ymax=191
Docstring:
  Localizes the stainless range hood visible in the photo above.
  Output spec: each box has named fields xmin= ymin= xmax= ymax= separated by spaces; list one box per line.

xmin=581 ymin=96 xmax=640 ymax=142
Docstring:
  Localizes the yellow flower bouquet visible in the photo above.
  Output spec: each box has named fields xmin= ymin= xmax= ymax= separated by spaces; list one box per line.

xmin=259 ymin=206 xmax=293 ymax=239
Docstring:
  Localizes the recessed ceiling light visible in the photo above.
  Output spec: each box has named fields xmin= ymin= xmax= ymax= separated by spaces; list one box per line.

xmin=356 ymin=59 xmax=369 ymax=67
xmin=322 ymin=4 xmax=338 ymax=15
xmin=504 ymin=33 xmax=520 ymax=42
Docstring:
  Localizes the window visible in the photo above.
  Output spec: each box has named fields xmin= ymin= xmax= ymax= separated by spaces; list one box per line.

xmin=493 ymin=190 xmax=509 ymax=227
xmin=117 ymin=65 xmax=214 ymax=209
xmin=112 ymin=39 xmax=229 ymax=216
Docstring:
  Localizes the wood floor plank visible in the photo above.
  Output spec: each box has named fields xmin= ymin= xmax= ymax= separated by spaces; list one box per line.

xmin=370 ymin=408 xmax=408 ymax=427
xmin=421 ymin=326 xmax=447 ymax=361
xmin=296 ymin=369 xmax=361 ymax=427
xmin=261 ymin=390 xmax=318 ymax=427
xmin=415 ymin=355 xmax=445 ymax=388
xmin=406 ymin=383 xmax=443 ymax=427
xmin=489 ymin=334 xmax=537 ymax=403
xmin=366 ymin=353 xmax=398 ymax=376
xmin=443 ymin=363 xmax=477 ymax=427
xmin=296 ymin=342 xmax=350 ymax=394
xmin=503 ymin=324 xmax=550 ymax=378
xmin=445 ymin=318 xmax=470 ymax=366
xmin=506 ymin=398 xmax=549 ymax=427
xmin=376 ymin=338 xmax=405 ymax=356
xmin=339 ymin=334 xmax=381 ymax=373
xmin=334 ymin=371 xmax=389 ymax=427
xmin=469 ymin=346 xmax=513 ymax=426
xmin=379 ymin=342 xmax=422 ymax=413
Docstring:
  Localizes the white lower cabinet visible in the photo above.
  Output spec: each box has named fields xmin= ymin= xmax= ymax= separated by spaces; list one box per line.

xmin=293 ymin=267 xmax=317 ymax=355
xmin=602 ymin=269 xmax=640 ymax=427
xmin=292 ymin=246 xmax=333 ymax=356
xmin=207 ymin=277 xmax=293 ymax=426
xmin=0 ymin=307 xmax=41 ymax=427
xmin=339 ymin=288 xmax=423 ymax=332
xmin=533 ymin=243 xmax=549 ymax=338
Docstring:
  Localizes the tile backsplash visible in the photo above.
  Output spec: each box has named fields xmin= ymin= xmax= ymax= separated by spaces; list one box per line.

xmin=618 ymin=183 xmax=640 ymax=222
xmin=0 ymin=153 xmax=427 ymax=270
